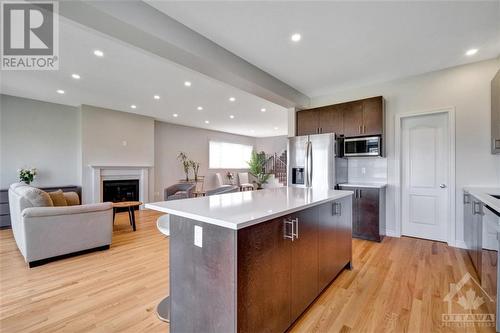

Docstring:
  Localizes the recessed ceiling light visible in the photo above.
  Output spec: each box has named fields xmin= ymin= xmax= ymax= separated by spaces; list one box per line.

xmin=197 ymin=106 xmax=203 ymax=111
xmin=229 ymin=115 xmax=235 ymax=119
xmin=56 ymin=89 xmax=65 ymax=94
xmin=466 ymin=48 xmax=478 ymax=56
xmin=71 ymin=74 xmax=80 ymax=79
xmin=153 ymin=95 xmax=160 ymax=100
xmin=260 ymin=108 xmax=266 ymax=112
xmin=184 ymin=81 xmax=192 ymax=87
xmin=130 ymin=105 xmax=137 ymax=109
xmin=274 ymin=126 xmax=279 ymax=130
xmin=204 ymin=120 xmax=210 ymax=124
xmin=291 ymin=33 xmax=301 ymax=42
xmin=229 ymin=97 xmax=236 ymax=102
xmin=173 ymin=113 xmax=178 ymax=117
xmin=93 ymin=50 xmax=104 ymax=57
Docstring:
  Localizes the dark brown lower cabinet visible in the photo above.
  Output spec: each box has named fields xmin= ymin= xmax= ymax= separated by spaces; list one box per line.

xmin=339 ymin=186 xmax=385 ymax=242
xmin=237 ymin=197 xmax=352 ymax=333
xmin=291 ymin=207 xmax=319 ymax=320
xmin=237 ymin=217 xmax=292 ymax=333
xmin=169 ymin=196 xmax=353 ymax=333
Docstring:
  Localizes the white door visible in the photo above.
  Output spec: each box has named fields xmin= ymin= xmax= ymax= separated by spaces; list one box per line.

xmin=401 ymin=112 xmax=449 ymax=242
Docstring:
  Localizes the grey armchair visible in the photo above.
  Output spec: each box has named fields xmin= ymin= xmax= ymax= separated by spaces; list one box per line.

xmin=164 ymin=183 xmax=196 ymax=201
xmin=206 ymin=173 xmax=239 ymax=196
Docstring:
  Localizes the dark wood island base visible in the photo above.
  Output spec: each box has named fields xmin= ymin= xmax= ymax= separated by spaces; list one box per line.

xmin=168 ymin=195 xmax=352 ymax=333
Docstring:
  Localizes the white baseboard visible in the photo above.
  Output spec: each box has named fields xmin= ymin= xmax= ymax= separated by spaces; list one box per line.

xmin=385 ymin=229 xmax=400 ymax=237
xmin=453 ymin=240 xmax=468 ymax=249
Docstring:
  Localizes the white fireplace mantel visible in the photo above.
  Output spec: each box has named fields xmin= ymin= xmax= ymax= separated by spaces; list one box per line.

xmin=89 ymin=164 xmax=152 ymax=205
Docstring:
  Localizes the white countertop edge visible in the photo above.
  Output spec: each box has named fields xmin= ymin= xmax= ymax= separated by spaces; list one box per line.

xmin=145 ymin=191 xmax=352 ymax=230
xmin=463 ymin=187 xmax=500 ymax=215
xmin=339 ymin=183 xmax=387 ymax=189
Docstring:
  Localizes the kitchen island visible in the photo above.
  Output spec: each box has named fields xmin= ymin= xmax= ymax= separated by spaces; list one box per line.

xmin=146 ymin=187 xmax=353 ymax=333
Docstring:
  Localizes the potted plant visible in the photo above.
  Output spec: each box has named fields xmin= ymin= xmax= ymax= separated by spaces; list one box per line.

xmin=177 ymin=152 xmax=191 ymax=181
xmin=226 ymin=171 xmax=234 ymax=185
xmin=190 ymin=160 xmax=201 ymax=182
xmin=18 ymin=168 xmax=37 ymax=185
xmin=247 ymin=151 xmax=270 ymax=189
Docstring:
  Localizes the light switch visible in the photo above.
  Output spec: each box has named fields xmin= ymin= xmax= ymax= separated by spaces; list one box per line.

xmin=361 ymin=167 xmax=366 ymax=175
xmin=122 ymin=140 xmax=127 ymax=147
xmin=194 ymin=225 xmax=203 ymax=248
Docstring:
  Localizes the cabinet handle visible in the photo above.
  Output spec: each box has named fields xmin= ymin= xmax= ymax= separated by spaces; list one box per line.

xmin=359 ymin=125 xmax=362 ymax=134
xmin=363 ymin=125 xmax=366 ymax=134
xmin=294 ymin=218 xmax=299 ymax=240
xmin=283 ymin=218 xmax=294 ymax=241
xmin=359 ymin=189 xmax=362 ymax=198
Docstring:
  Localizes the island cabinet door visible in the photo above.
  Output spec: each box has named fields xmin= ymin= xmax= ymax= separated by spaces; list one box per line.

xmin=237 ymin=217 xmax=292 ymax=333
xmin=318 ymin=198 xmax=352 ymax=291
xmin=291 ymin=207 xmax=319 ymax=320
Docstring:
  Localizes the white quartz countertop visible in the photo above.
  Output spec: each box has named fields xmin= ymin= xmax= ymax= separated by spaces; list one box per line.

xmin=463 ymin=187 xmax=500 ymax=214
xmin=145 ymin=187 xmax=353 ymax=230
xmin=339 ymin=183 xmax=387 ymax=189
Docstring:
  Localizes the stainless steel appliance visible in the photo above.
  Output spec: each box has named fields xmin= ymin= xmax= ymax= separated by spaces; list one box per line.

xmin=288 ymin=133 xmax=347 ymax=189
xmin=344 ymin=136 xmax=381 ymax=157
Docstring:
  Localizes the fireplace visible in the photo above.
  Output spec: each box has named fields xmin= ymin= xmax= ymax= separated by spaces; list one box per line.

xmin=103 ymin=179 xmax=139 ymax=210
xmin=90 ymin=165 xmax=150 ymax=205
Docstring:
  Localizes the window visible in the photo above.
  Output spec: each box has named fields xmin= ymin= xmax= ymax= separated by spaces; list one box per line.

xmin=209 ymin=141 xmax=253 ymax=169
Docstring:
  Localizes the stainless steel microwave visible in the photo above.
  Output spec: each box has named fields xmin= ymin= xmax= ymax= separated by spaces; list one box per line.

xmin=344 ymin=136 xmax=381 ymax=157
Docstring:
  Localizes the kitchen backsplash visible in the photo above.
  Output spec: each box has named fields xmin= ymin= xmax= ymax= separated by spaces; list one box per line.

xmin=347 ymin=157 xmax=387 ymax=183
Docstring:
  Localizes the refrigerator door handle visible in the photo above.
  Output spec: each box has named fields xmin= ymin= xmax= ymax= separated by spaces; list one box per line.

xmin=304 ymin=140 xmax=309 ymax=187
xmin=309 ymin=142 xmax=314 ymax=187
xmin=306 ymin=140 xmax=313 ymax=187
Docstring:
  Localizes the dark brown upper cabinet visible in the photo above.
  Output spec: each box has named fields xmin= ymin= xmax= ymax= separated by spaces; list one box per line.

xmin=361 ymin=97 xmax=384 ymax=136
xmin=296 ymin=109 xmax=319 ymax=136
xmin=296 ymin=96 xmax=384 ymax=138
xmin=318 ymin=105 xmax=343 ymax=135
xmin=342 ymin=102 xmax=363 ymax=137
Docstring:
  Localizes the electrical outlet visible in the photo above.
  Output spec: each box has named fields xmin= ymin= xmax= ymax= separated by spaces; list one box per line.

xmin=194 ymin=225 xmax=203 ymax=248
xmin=361 ymin=167 xmax=366 ymax=175
xmin=122 ymin=140 xmax=128 ymax=147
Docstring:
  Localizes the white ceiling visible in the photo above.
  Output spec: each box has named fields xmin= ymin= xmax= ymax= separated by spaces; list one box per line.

xmin=0 ymin=17 xmax=288 ymax=138
xmin=149 ymin=1 xmax=500 ymax=97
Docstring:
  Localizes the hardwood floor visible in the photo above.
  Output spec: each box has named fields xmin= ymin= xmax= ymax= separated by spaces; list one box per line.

xmin=0 ymin=210 xmax=495 ymax=332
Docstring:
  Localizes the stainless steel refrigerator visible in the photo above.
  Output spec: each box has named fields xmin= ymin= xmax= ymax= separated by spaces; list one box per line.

xmin=288 ymin=133 xmax=347 ymax=189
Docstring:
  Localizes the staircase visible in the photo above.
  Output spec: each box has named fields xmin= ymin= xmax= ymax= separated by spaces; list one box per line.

xmin=263 ymin=150 xmax=287 ymax=187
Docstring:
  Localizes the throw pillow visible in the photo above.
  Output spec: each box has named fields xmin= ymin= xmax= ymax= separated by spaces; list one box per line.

xmin=63 ymin=191 xmax=80 ymax=206
xmin=15 ymin=185 xmax=54 ymax=207
xmin=48 ymin=190 xmax=68 ymax=206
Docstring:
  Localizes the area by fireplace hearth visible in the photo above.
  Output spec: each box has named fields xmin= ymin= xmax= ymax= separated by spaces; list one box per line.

xmin=103 ymin=179 xmax=139 ymax=210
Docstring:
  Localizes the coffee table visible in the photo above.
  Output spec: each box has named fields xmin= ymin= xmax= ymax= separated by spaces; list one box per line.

xmin=112 ymin=201 xmax=143 ymax=231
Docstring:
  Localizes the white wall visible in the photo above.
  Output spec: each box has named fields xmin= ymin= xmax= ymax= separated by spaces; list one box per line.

xmin=0 ymin=94 xmax=81 ymax=188
xmin=298 ymin=58 xmax=500 ymax=246
xmin=255 ymin=135 xmax=288 ymax=155
xmin=154 ymin=121 xmax=256 ymax=199
xmin=81 ymin=105 xmax=155 ymax=203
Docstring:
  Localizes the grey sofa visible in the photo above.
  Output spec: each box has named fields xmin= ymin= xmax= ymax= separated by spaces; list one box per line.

xmin=164 ymin=182 xmax=196 ymax=201
xmin=206 ymin=185 xmax=239 ymax=196
xmin=8 ymin=183 xmax=113 ymax=267
xmin=206 ymin=173 xmax=239 ymax=196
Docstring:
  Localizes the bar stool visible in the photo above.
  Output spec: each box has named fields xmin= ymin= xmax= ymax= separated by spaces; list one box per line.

xmin=156 ymin=214 xmax=170 ymax=322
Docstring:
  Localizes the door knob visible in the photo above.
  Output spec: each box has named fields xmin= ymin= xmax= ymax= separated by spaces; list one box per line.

xmin=439 ymin=184 xmax=447 ymax=188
